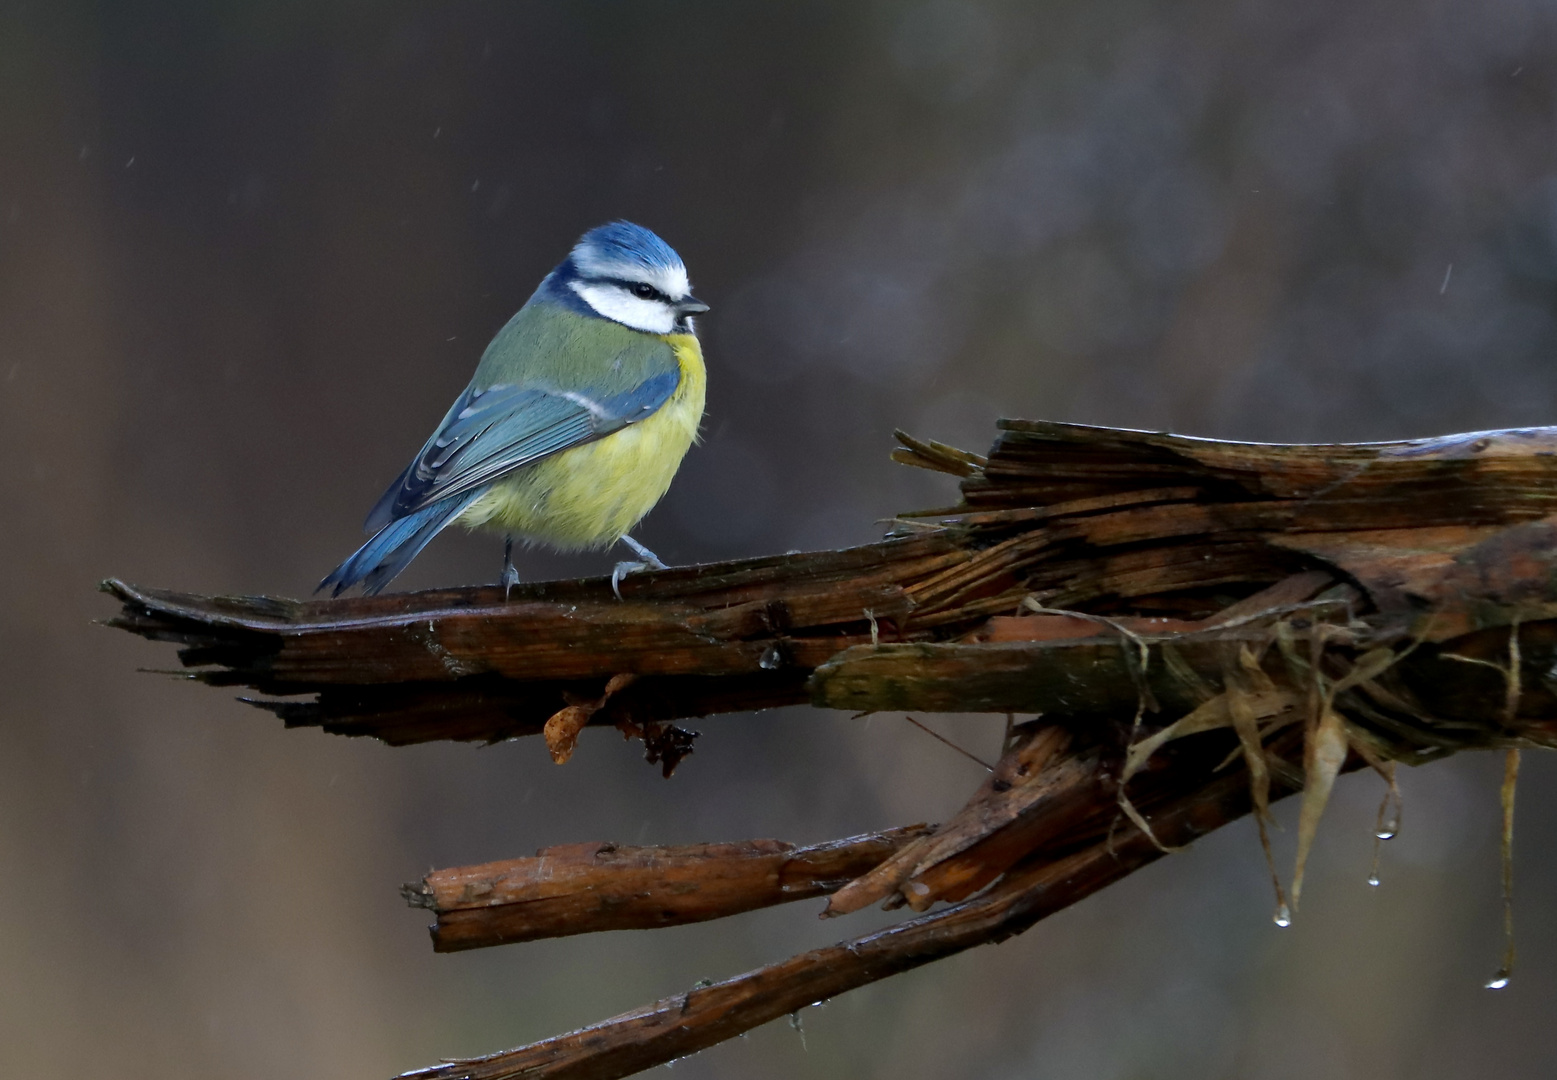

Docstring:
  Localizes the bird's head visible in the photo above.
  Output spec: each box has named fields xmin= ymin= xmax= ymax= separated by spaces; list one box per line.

xmin=553 ymin=221 xmax=709 ymax=334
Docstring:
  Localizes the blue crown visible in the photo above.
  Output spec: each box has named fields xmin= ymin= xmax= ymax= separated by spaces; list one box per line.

xmin=571 ymin=221 xmax=684 ymax=278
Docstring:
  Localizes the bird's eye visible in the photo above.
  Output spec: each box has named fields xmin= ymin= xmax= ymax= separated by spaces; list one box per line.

xmin=631 ymin=282 xmax=659 ymax=300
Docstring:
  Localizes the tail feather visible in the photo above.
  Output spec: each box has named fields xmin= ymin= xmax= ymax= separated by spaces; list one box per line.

xmin=318 ymin=490 xmax=482 ymax=597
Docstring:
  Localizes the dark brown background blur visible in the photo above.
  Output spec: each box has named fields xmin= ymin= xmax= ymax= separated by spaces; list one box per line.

xmin=4 ymin=2 xmax=1557 ymax=1077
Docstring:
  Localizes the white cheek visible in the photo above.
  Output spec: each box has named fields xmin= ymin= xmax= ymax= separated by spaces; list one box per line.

xmin=570 ymin=281 xmax=675 ymax=334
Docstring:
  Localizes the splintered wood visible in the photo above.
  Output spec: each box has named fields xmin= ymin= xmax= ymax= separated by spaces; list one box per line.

xmin=407 ymin=826 xmax=936 ymax=952
xmin=105 ymin=420 xmax=1557 ymax=1080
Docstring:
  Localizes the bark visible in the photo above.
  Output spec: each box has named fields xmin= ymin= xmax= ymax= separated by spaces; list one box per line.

xmin=104 ymin=422 xmax=1557 ymax=748
xmin=395 ymin=726 xmax=1325 ymax=1080
xmin=407 ymin=826 xmax=936 ymax=952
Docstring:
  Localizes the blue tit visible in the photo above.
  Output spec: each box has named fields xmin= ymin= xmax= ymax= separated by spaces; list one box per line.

xmin=320 ymin=221 xmax=709 ymax=597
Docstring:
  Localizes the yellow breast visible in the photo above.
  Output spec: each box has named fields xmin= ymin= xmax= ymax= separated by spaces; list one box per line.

xmin=460 ymin=334 xmax=706 ymax=550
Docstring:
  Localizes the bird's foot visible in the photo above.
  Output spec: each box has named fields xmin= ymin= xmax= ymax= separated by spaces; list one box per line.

xmin=619 ymin=535 xmax=668 ymax=569
xmin=501 ymin=536 xmax=520 ymax=599
xmin=611 ymin=536 xmax=668 ymax=600
xmin=611 ymin=561 xmax=654 ymax=600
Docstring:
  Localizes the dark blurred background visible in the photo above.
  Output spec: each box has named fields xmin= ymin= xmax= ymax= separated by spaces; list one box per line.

xmin=5 ymin=1 xmax=1557 ymax=1077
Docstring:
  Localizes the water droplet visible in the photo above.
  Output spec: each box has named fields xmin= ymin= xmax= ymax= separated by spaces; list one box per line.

xmin=789 ymin=1008 xmax=808 ymax=1051
xmin=1273 ymin=903 xmax=1292 ymax=928
xmin=758 ymin=643 xmax=785 ymax=670
xmin=1485 ymin=971 xmax=1511 ymax=990
xmin=1367 ymin=873 xmax=1381 ymax=887
xmin=1376 ymin=803 xmax=1401 ymax=840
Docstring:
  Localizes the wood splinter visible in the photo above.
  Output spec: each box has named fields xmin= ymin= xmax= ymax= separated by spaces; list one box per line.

xmin=406 ymin=825 xmax=937 ymax=952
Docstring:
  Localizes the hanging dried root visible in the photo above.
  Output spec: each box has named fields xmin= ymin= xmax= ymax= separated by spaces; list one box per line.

xmin=1291 ymin=705 xmax=1348 ymax=915
xmin=1283 ymin=642 xmax=1410 ymax=917
xmin=1225 ymin=646 xmax=1289 ymax=920
xmin=1109 ymin=623 xmax=1442 ymax=926
xmin=1487 ymin=747 xmax=1520 ymax=990
xmin=1116 ymin=658 xmax=1300 ymax=856
xmin=1443 ymin=622 xmax=1527 ymax=984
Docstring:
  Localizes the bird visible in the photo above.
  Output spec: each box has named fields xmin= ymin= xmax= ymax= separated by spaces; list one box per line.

xmin=319 ymin=221 xmax=708 ymax=598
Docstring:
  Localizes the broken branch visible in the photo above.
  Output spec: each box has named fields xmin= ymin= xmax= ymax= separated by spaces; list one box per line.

xmin=398 ymin=728 xmax=1318 ymax=1080
xmin=407 ymin=826 xmax=936 ymax=952
xmin=102 ymin=419 xmax=1557 ymax=1079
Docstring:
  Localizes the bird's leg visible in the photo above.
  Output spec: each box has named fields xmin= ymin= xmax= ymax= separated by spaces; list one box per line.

xmin=619 ymin=535 xmax=668 ymax=569
xmin=501 ymin=536 xmax=520 ymax=598
xmin=612 ymin=535 xmax=668 ymax=600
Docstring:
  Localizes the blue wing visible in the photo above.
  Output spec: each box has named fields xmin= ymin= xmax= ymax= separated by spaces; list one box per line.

xmin=320 ymin=369 xmax=679 ymax=596
xmin=364 ymin=370 xmax=681 ymax=532
xmin=318 ymin=489 xmax=486 ymax=598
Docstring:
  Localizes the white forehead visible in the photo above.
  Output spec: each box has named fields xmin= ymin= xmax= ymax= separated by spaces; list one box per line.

xmin=570 ymin=245 xmax=691 ymax=300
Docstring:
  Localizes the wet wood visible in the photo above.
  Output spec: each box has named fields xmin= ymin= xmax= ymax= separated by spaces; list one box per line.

xmin=409 ymin=826 xmax=936 ymax=952
xmin=105 ymin=422 xmax=1557 ymax=747
xmin=396 ymin=728 xmax=1326 ymax=1080
xmin=824 ymin=725 xmax=1089 ymax=916
xmin=100 ymin=419 xmax=1557 ymax=1080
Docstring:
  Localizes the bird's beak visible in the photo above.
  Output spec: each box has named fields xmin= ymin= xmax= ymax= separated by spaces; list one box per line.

xmin=675 ymin=296 xmax=710 ymax=316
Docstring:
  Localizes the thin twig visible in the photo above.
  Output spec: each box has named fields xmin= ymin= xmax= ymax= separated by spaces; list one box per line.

xmin=903 ymin=715 xmax=995 ymax=772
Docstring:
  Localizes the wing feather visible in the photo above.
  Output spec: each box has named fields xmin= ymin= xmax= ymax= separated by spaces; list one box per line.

xmin=363 ymin=368 xmax=680 ymax=533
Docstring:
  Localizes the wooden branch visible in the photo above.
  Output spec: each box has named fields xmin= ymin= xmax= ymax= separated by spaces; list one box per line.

xmin=407 ymin=826 xmax=936 ymax=952
xmin=103 ymin=422 xmax=1557 ymax=748
xmin=101 ymin=419 xmax=1557 ymax=1080
xmin=824 ymin=724 xmax=1092 ymax=916
xmin=397 ymin=729 xmax=1318 ymax=1080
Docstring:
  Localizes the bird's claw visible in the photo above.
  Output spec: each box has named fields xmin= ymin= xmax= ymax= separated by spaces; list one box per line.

xmin=500 ymin=536 xmax=519 ymax=599
xmin=612 ymin=560 xmax=655 ymax=601
xmin=612 ymin=536 xmax=667 ymax=600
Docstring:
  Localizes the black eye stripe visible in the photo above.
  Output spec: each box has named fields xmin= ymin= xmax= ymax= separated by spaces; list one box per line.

xmin=600 ymin=277 xmax=669 ymax=303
